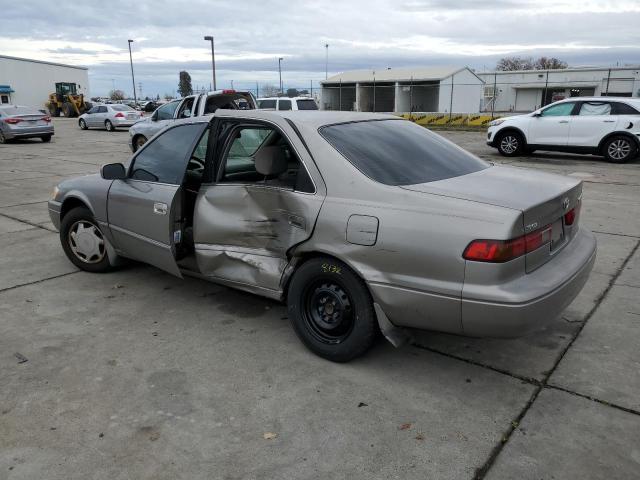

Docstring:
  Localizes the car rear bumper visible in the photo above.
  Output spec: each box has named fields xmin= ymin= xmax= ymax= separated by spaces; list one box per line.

xmin=4 ymin=125 xmax=54 ymax=139
xmin=460 ymin=227 xmax=597 ymax=337
xmin=111 ymin=119 xmax=137 ymax=128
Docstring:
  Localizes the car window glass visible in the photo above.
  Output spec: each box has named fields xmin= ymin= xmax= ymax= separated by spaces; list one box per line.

xmin=296 ymin=99 xmax=318 ymax=110
xmin=612 ymin=102 xmax=640 ymax=115
xmin=177 ymin=98 xmax=195 ymax=118
xmin=258 ymin=99 xmax=276 ymax=109
xmin=87 ymin=107 xmax=98 ymax=114
xmin=0 ymin=106 xmax=39 ymax=115
xmin=541 ymin=102 xmax=575 ymax=116
xmin=111 ymin=104 xmax=134 ymax=111
xmin=98 ymin=106 xmax=108 ymax=113
xmin=219 ymin=123 xmax=312 ymax=191
xmin=130 ymin=124 xmax=204 ymax=184
xmin=278 ymin=100 xmax=292 ymax=110
xmin=320 ymin=119 xmax=488 ymax=186
xmin=156 ymin=101 xmax=180 ymax=121
xmin=579 ymin=102 xmax=611 ymax=116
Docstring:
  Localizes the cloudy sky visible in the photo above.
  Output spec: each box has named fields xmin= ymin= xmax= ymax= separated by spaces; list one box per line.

xmin=2 ymin=0 xmax=640 ymax=98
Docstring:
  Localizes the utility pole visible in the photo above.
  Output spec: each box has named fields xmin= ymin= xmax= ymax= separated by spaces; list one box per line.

xmin=605 ymin=68 xmax=612 ymax=96
xmin=127 ymin=40 xmax=137 ymax=106
xmin=231 ymin=80 xmax=234 ymax=90
xmin=203 ymin=36 xmax=217 ymax=90
xmin=491 ymin=72 xmax=497 ymax=119
xmin=256 ymin=81 xmax=259 ymax=98
xmin=373 ymin=71 xmax=376 ymax=112
xmin=543 ymin=70 xmax=549 ymax=106
xmin=278 ymin=57 xmax=283 ymax=94
xmin=325 ymin=44 xmax=329 ymax=80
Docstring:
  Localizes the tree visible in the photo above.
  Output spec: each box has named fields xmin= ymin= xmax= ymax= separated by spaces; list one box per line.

xmin=261 ymin=84 xmax=280 ymax=97
xmin=109 ymin=89 xmax=126 ymax=100
xmin=164 ymin=93 xmax=174 ymax=101
xmin=534 ymin=57 xmax=568 ymax=70
xmin=496 ymin=56 xmax=568 ymax=71
xmin=178 ymin=71 xmax=193 ymax=97
xmin=156 ymin=94 xmax=160 ymax=101
xmin=496 ymin=56 xmax=534 ymax=71
xmin=286 ymin=88 xmax=300 ymax=98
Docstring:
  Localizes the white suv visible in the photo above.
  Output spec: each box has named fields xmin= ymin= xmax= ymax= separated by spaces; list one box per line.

xmin=257 ymin=97 xmax=318 ymax=111
xmin=487 ymin=97 xmax=640 ymax=163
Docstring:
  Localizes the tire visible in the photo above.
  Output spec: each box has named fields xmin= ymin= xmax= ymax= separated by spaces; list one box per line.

xmin=105 ymin=120 xmax=114 ymax=132
xmin=48 ymin=104 xmax=61 ymax=117
xmin=287 ymin=257 xmax=377 ymax=362
xmin=41 ymin=135 xmax=52 ymax=143
xmin=132 ymin=135 xmax=147 ymax=152
xmin=83 ymin=101 xmax=93 ymax=111
xmin=0 ymin=131 xmax=7 ymax=144
xmin=60 ymin=206 xmax=113 ymax=273
xmin=79 ymin=118 xmax=88 ymax=130
xmin=603 ymin=135 xmax=637 ymax=164
xmin=62 ymin=102 xmax=75 ymax=118
xmin=496 ymin=131 xmax=524 ymax=157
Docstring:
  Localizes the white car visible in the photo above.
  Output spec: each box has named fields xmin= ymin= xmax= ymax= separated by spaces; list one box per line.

xmin=487 ymin=97 xmax=640 ymax=163
xmin=79 ymin=104 xmax=143 ymax=132
xmin=257 ymin=97 xmax=318 ymax=111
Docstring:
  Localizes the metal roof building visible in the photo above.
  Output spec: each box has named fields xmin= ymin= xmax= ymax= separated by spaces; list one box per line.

xmin=0 ymin=55 xmax=89 ymax=108
xmin=319 ymin=66 xmax=484 ymax=113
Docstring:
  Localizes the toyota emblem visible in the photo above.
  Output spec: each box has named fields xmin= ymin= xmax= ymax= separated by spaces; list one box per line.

xmin=562 ymin=197 xmax=570 ymax=211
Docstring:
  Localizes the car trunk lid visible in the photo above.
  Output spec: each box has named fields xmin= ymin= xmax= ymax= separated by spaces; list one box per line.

xmin=401 ymin=165 xmax=583 ymax=271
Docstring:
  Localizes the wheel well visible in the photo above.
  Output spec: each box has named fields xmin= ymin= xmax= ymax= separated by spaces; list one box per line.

xmin=60 ymin=197 xmax=90 ymax=221
xmin=598 ymin=132 xmax=640 ymax=155
xmin=281 ymin=251 xmax=369 ymax=302
xmin=496 ymin=127 xmax=527 ymax=146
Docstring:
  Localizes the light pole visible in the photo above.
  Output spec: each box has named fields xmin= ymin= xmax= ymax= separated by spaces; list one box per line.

xmin=127 ymin=40 xmax=137 ymax=106
xmin=278 ymin=57 xmax=283 ymax=94
xmin=325 ymin=43 xmax=329 ymax=80
xmin=203 ymin=36 xmax=217 ymax=91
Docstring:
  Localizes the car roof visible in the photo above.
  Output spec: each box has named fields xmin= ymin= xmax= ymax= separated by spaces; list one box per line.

xmin=211 ymin=109 xmax=399 ymax=128
xmin=553 ymin=96 xmax=640 ymax=105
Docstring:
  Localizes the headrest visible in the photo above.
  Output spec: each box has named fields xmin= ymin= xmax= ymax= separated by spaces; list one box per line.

xmin=254 ymin=145 xmax=288 ymax=176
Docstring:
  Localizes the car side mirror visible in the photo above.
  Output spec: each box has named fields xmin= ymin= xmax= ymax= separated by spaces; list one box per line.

xmin=100 ymin=163 xmax=127 ymax=180
xmin=533 ymin=112 xmax=542 ymax=117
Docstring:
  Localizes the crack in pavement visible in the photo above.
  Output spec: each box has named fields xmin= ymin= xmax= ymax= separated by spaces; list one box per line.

xmin=0 ymin=211 xmax=56 ymax=233
xmin=471 ymin=238 xmax=640 ymax=480
xmin=0 ymin=199 xmax=50 ymax=208
xmin=0 ymin=270 xmax=79 ymax=294
xmin=591 ymin=230 xmax=640 ymax=239
xmin=546 ymin=384 xmax=640 ymax=417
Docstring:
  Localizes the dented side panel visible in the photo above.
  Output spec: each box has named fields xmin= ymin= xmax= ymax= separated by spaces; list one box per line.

xmin=193 ymin=184 xmax=324 ymax=292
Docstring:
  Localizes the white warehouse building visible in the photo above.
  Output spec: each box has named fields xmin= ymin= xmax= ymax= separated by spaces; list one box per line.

xmin=0 ymin=55 xmax=89 ymax=108
xmin=320 ymin=66 xmax=484 ymax=113
xmin=477 ymin=66 xmax=640 ymax=113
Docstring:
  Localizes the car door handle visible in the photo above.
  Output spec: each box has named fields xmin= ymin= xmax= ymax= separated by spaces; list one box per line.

xmin=153 ymin=202 xmax=167 ymax=215
xmin=603 ymin=120 xmax=616 ymax=123
xmin=558 ymin=120 xmax=569 ymax=124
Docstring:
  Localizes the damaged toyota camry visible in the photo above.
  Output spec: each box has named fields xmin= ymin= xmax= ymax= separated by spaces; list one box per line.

xmin=49 ymin=111 xmax=597 ymax=362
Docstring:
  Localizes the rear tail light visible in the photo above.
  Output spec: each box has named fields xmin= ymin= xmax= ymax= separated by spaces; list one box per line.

xmin=222 ymin=89 xmax=236 ymax=94
xmin=4 ymin=117 xmax=22 ymax=124
xmin=114 ymin=112 xmax=125 ymax=118
xmin=463 ymin=224 xmax=552 ymax=263
xmin=564 ymin=200 xmax=581 ymax=226
xmin=41 ymin=116 xmax=51 ymax=123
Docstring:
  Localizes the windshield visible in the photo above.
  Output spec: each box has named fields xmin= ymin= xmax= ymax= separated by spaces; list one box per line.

xmin=296 ymin=99 xmax=318 ymax=110
xmin=320 ymin=119 xmax=489 ymax=186
xmin=111 ymin=105 xmax=135 ymax=111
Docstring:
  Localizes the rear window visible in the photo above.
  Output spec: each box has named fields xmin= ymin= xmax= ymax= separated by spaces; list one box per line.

xmin=296 ymin=99 xmax=318 ymax=110
xmin=258 ymin=99 xmax=276 ymax=109
xmin=612 ymin=102 xmax=640 ymax=115
xmin=111 ymin=105 xmax=134 ymax=111
xmin=0 ymin=106 xmax=40 ymax=116
xmin=320 ymin=120 xmax=489 ymax=186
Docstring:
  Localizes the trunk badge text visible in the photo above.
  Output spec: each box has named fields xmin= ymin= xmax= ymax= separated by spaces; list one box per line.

xmin=562 ymin=197 xmax=570 ymax=211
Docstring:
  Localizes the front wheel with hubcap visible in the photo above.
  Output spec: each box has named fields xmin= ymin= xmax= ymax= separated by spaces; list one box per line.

xmin=497 ymin=131 xmax=524 ymax=157
xmin=287 ymin=257 xmax=377 ymax=362
xmin=603 ymin=136 xmax=636 ymax=163
xmin=79 ymin=119 xmax=88 ymax=130
xmin=60 ymin=206 xmax=113 ymax=273
xmin=105 ymin=120 xmax=114 ymax=132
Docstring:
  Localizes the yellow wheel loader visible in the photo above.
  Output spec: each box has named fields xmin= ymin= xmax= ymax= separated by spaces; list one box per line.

xmin=46 ymin=82 xmax=92 ymax=118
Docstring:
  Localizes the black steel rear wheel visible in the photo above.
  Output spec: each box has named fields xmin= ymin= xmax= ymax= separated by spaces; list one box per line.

xmin=288 ymin=257 xmax=377 ymax=362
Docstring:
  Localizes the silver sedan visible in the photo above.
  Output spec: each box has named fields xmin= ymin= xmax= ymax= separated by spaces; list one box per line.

xmin=49 ymin=110 xmax=596 ymax=362
xmin=0 ymin=105 xmax=54 ymax=143
xmin=78 ymin=104 xmax=143 ymax=131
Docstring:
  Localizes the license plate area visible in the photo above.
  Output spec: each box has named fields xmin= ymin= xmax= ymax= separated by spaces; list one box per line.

xmin=550 ymin=219 xmax=565 ymax=252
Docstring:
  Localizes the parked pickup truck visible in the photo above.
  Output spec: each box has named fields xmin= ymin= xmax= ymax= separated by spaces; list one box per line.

xmin=128 ymin=90 xmax=257 ymax=151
